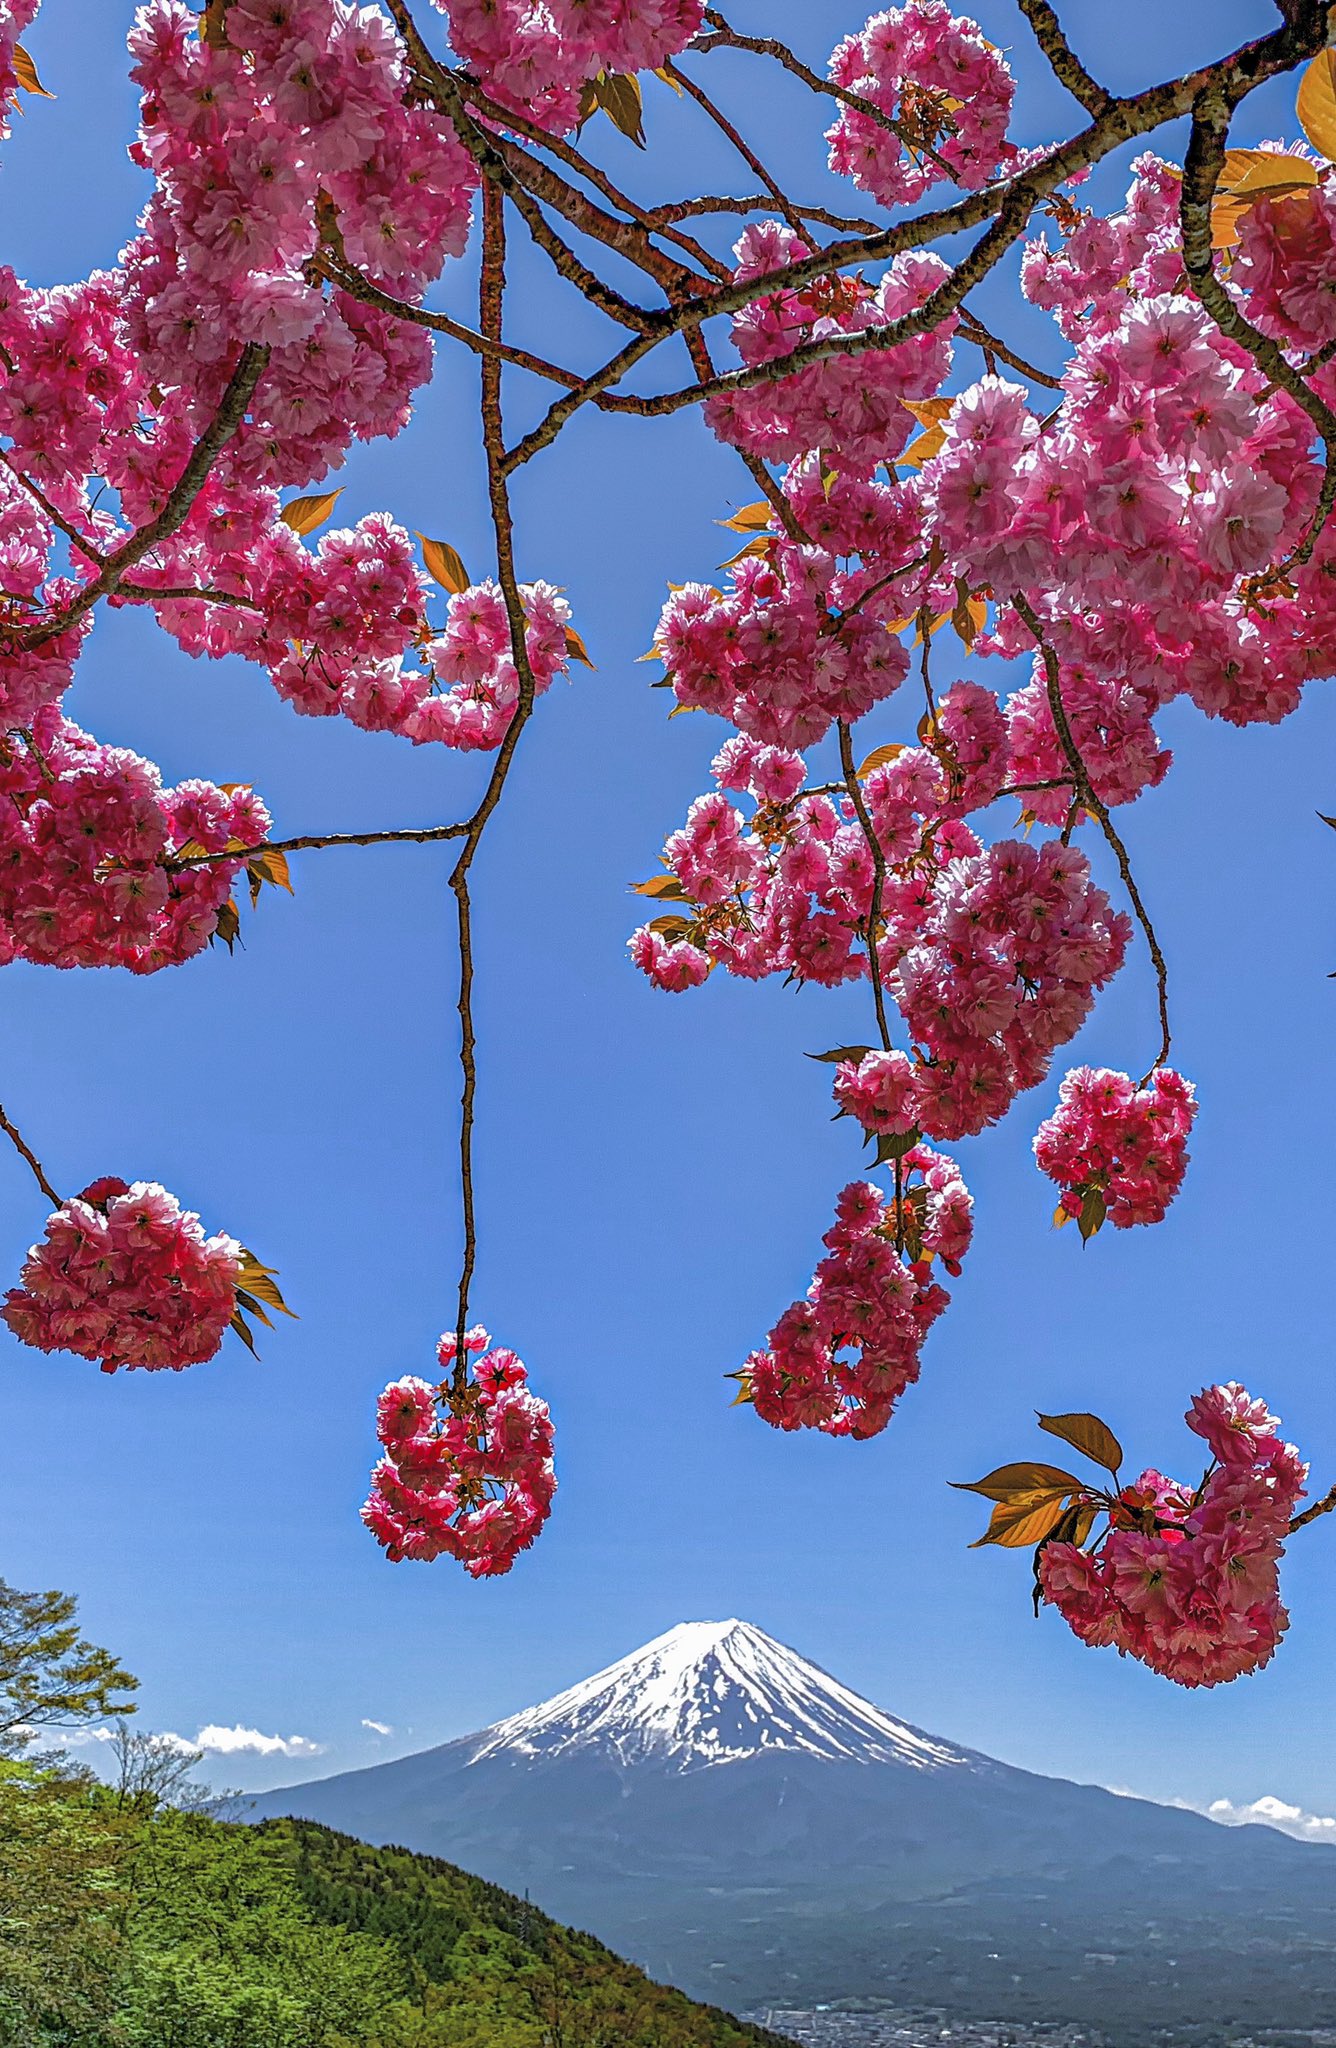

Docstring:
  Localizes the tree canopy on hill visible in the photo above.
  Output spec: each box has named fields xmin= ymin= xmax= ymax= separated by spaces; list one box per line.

xmin=0 ymin=1764 xmax=797 ymax=2047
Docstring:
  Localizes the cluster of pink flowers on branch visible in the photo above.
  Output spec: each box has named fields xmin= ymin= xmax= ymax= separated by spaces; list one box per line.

xmin=1035 ymin=1065 xmax=1198 ymax=1238
xmin=436 ymin=0 xmax=705 ymax=135
xmin=827 ymin=0 xmax=1018 ymax=206
xmin=705 ymin=225 xmax=955 ymax=474
xmin=1 ymin=1178 xmax=288 ymax=1372
xmin=0 ymin=711 xmax=271 ymax=971
xmin=739 ymin=1156 xmax=972 ymax=1440
xmin=362 ymin=1327 xmax=557 ymax=1576
xmin=1025 ymin=1389 xmax=1305 ymax=1689
xmin=631 ymin=734 xmax=1130 ymax=1141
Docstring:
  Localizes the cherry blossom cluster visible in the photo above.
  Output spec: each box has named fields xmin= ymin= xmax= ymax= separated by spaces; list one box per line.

xmin=0 ymin=708 xmax=268 ymax=972
xmin=436 ymin=0 xmax=705 ymax=135
xmin=2 ymin=1178 xmax=243 ymax=1372
xmin=742 ymin=1157 xmax=972 ymax=1440
xmin=827 ymin=0 xmax=1017 ymax=207
xmin=362 ymin=1327 xmax=557 ymax=1576
xmin=1039 ymin=1385 xmax=1306 ymax=1689
xmin=632 ymin=730 xmax=1129 ymax=1140
xmin=1035 ymin=1065 xmax=1198 ymax=1232
xmin=704 ymin=223 xmax=955 ymax=473
xmin=127 ymin=0 xmax=473 ymax=450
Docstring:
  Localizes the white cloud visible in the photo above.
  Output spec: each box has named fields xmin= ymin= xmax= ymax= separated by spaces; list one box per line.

xmin=181 ymin=1725 xmax=324 ymax=1760
xmin=1205 ymin=1794 xmax=1336 ymax=1844
xmin=361 ymin=1719 xmax=393 ymax=1737
xmin=1105 ymin=1783 xmax=1336 ymax=1846
xmin=30 ymin=1725 xmax=116 ymax=1749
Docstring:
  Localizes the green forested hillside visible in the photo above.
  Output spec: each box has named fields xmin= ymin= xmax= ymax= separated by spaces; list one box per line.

xmin=274 ymin=1817 xmax=795 ymax=2046
xmin=0 ymin=1768 xmax=794 ymax=2048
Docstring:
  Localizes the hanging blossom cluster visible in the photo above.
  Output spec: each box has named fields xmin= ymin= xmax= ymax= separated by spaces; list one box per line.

xmin=632 ymin=729 xmax=1130 ymax=1141
xmin=363 ymin=1328 xmax=557 ymax=1576
xmin=742 ymin=1158 xmax=972 ymax=1439
xmin=0 ymin=709 xmax=269 ymax=972
xmin=435 ymin=0 xmax=705 ymax=134
xmin=1 ymin=1179 xmax=244 ymax=1372
xmin=1035 ymin=1065 xmax=1197 ymax=1235
xmin=1039 ymin=1387 xmax=1306 ymax=1689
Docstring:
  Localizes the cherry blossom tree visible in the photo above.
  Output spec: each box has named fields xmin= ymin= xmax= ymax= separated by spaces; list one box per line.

xmin=3 ymin=0 xmax=1336 ymax=1679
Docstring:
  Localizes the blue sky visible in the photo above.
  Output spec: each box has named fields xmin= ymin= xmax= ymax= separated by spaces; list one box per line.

xmin=5 ymin=0 xmax=1336 ymax=1834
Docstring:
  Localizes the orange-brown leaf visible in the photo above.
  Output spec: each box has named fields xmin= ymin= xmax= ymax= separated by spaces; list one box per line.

xmin=12 ymin=44 xmax=54 ymax=94
xmin=1298 ymin=51 xmax=1336 ymax=164
xmin=952 ymin=1461 xmax=1083 ymax=1503
xmin=857 ymin=743 xmax=907 ymax=779
xmin=418 ymin=534 xmax=471 ymax=594
xmin=1038 ymin=1410 xmax=1123 ymax=1475
xmin=718 ymin=501 xmax=773 ymax=535
xmin=281 ymin=488 xmax=344 ymax=537
xmin=564 ymin=625 xmax=595 ymax=668
xmin=970 ymin=1494 xmax=1074 ymax=1549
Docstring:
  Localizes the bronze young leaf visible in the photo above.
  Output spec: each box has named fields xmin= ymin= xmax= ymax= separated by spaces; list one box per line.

xmin=1038 ymin=1411 xmax=1123 ymax=1476
xmin=1297 ymin=50 xmax=1336 ymax=164
xmin=856 ymin=743 xmax=907 ymax=778
xmin=1209 ymin=148 xmax=1319 ymax=250
xmin=970 ymin=1493 xmax=1075 ymax=1549
xmin=280 ymin=488 xmax=344 ymax=538
xmin=951 ymin=1461 xmax=1084 ymax=1503
xmin=630 ymin=875 xmax=689 ymax=899
xmin=718 ymin=501 xmax=773 ymax=535
xmin=12 ymin=45 xmax=54 ymax=95
xmin=418 ymin=535 xmax=471 ymax=594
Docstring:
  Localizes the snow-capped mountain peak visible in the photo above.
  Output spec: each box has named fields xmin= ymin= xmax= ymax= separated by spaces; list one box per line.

xmin=464 ymin=1618 xmax=970 ymax=1773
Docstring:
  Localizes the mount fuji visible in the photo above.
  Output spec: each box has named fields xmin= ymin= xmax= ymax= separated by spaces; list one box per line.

xmin=248 ymin=1620 xmax=1336 ymax=2038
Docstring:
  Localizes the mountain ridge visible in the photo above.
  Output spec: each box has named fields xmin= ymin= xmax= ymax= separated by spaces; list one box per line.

xmin=247 ymin=1617 xmax=1336 ymax=2042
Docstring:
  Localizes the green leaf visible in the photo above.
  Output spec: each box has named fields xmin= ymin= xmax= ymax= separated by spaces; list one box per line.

xmin=1077 ymin=1186 xmax=1108 ymax=1241
xmin=592 ymin=70 xmax=645 ymax=147
xmin=229 ymin=1308 xmax=259 ymax=1358
xmin=1038 ymin=1411 xmax=1123 ymax=1476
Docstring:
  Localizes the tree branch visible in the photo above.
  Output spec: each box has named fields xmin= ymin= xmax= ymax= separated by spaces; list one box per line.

xmin=1291 ymin=1482 xmax=1336 ymax=1532
xmin=10 ymin=345 xmax=270 ymax=653
xmin=837 ymin=722 xmax=894 ymax=1055
xmin=0 ymin=1103 xmax=61 ymax=1208
xmin=1013 ymin=594 xmax=1172 ymax=1080
xmin=1013 ymin=0 xmax=1113 ymax=116
xmin=163 ymin=821 xmax=471 ymax=871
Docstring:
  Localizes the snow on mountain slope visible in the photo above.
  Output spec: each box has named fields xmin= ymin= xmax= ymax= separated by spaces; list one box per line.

xmin=462 ymin=1618 xmax=970 ymax=1773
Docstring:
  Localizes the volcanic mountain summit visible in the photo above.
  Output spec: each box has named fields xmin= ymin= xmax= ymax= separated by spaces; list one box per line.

xmin=463 ymin=1618 xmax=970 ymax=1772
xmin=249 ymin=1620 xmax=1336 ymax=2037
